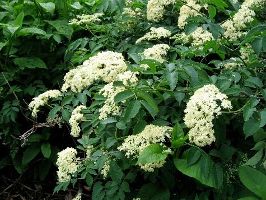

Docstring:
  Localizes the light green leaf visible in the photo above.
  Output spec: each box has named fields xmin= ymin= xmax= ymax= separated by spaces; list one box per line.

xmin=137 ymin=144 xmax=168 ymax=165
xmin=18 ymin=27 xmax=46 ymax=36
xmin=239 ymin=165 xmax=266 ymax=198
xmin=39 ymin=2 xmax=55 ymax=14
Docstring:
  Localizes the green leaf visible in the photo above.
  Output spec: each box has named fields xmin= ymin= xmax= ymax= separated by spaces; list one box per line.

xmin=251 ymin=36 xmax=266 ymax=54
xmin=92 ymin=182 xmax=105 ymax=200
xmin=137 ymin=91 xmax=159 ymax=117
xmin=13 ymin=12 xmax=24 ymax=26
xmin=124 ymin=100 xmax=141 ymax=122
xmin=18 ymin=27 xmax=47 ymax=36
xmin=239 ymin=165 xmax=266 ymax=198
xmin=174 ymin=147 xmax=223 ymax=188
xmin=46 ymin=20 xmax=73 ymax=39
xmin=41 ymin=143 xmax=51 ymax=158
xmin=114 ymin=90 xmax=134 ymax=103
xmin=14 ymin=57 xmax=47 ymax=69
xmin=39 ymin=2 xmax=55 ymax=14
xmin=86 ymin=174 xmax=93 ymax=187
xmin=137 ymin=144 xmax=168 ymax=165
xmin=208 ymin=5 xmax=216 ymax=18
xmin=22 ymin=145 xmax=40 ymax=166
xmin=109 ymin=161 xmax=123 ymax=182
xmin=165 ymin=63 xmax=178 ymax=90
xmin=245 ymin=149 xmax=263 ymax=166
xmin=138 ymin=183 xmax=170 ymax=200
xmin=259 ymin=109 xmax=266 ymax=127
xmin=238 ymin=197 xmax=259 ymax=200
xmin=243 ymin=117 xmax=260 ymax=138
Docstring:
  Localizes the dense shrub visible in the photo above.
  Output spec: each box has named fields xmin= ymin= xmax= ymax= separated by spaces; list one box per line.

xmin=1 ymin=0 xmax=266 ymax=199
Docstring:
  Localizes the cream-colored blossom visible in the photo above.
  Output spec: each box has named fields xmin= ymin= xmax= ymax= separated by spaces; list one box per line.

xmin=178 ymin=0 xmax=202 ymax=29
xmin=118 ymin=124 xmax=172 ymax=171
xmin=101 ymin=160 xmax=110 ymax=178
xmin=117 ymin=71 xmax=139 ymax=86
xmin=143 ymin=44 xmax=170 ymax=63
xmin=69 ymin=105 xmax=86 ymax=137
xmin=184 ymin=85 xmax=232 ymax=147
xmin=69 ymin=13 xmax=103 ymax=25
xmin=72 ymin=192 xmax=82 ymax=200
xmin=29 ymin=90 xmax=62 ymax=117
xmin=99 ymin=83 xmax=125 ymax=120
xmin=240 ymin=44 xmax=256 ymax=63
xmin=190 ymin=27 xmax=214 ymax=46
xmin=123 ymin=7 xmax=143 ymax=17
xmin=62 ymin=51 xmax=127 ymax=92
xmin=147 ymin=0 xmax=175 ymax=21
xmin=136 ymin=27 xmax=171 ymax=44
xmin=56 ymin=147 xmax=80 ymax=182
xmin=221 ymin=0 xmax=265 ymax=41
xmin=223 ymin=58 xmax=243 ymax=69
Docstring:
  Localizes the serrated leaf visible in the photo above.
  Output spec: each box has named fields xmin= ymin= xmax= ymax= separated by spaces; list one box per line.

xmin=109 ymin=161 xmax=123 ymax=182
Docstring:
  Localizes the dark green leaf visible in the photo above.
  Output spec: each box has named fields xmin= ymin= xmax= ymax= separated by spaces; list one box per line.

xmin=14 ymin=57 xmax=47 ymax=69
xmin=41 ymin=143 xmax=51 ymax=158
xmin=114 ymin=90 xmax=134 ymax=103
xmin=124 ymin=100 xmax=141 ymax=122
xmin=22 ymin=145 xmax=40 ymax=166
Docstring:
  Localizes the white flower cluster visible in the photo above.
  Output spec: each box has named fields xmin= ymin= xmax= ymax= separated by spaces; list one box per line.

xmin=184 ymin=85 xmax=232 ymax=147
xmin=69 ymin=105 xmax=86 ymax=137
xmin=178 ymin=0 xmax=202 ymax=29
xmin=69 ymin=13 xmax=104 ymax=26
xmin=101 ymin=160 xmax=110 ymax=178
xmin=29 ymin=90 xmax=62 ymax=117
xmin=122 ymin=7 xmax=143 ymax=17
xmin=117 ymin=71 xmax=139 ymax=86
xmin=136 ymin=27 xmax=171 ymax=44
xmin=98 ymin=83 xmax=125 ymax=120
xmin=72 ymin=192 xmax=82 ymax=200
xmin=240 ymin=44 xmax=256 ymax=63
xmin=223 ymin=58 xmax=243 ymax=69
xmin=147 ymin=0 xmax=176 ymax=21
xmin=190 ymin=27 xmax=214 ymax=46
xmin=118 ymin=124 xmax=172 ymax=172
xmin=62 ymin=51 xmax=127 ymax=92
xmin=143 ymin=44 xmax=170 ymax=63
xmin=221 ymin=0 xmax=265 ymax=40
xmin=56 ymin=147 xmax=80 ymax=182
